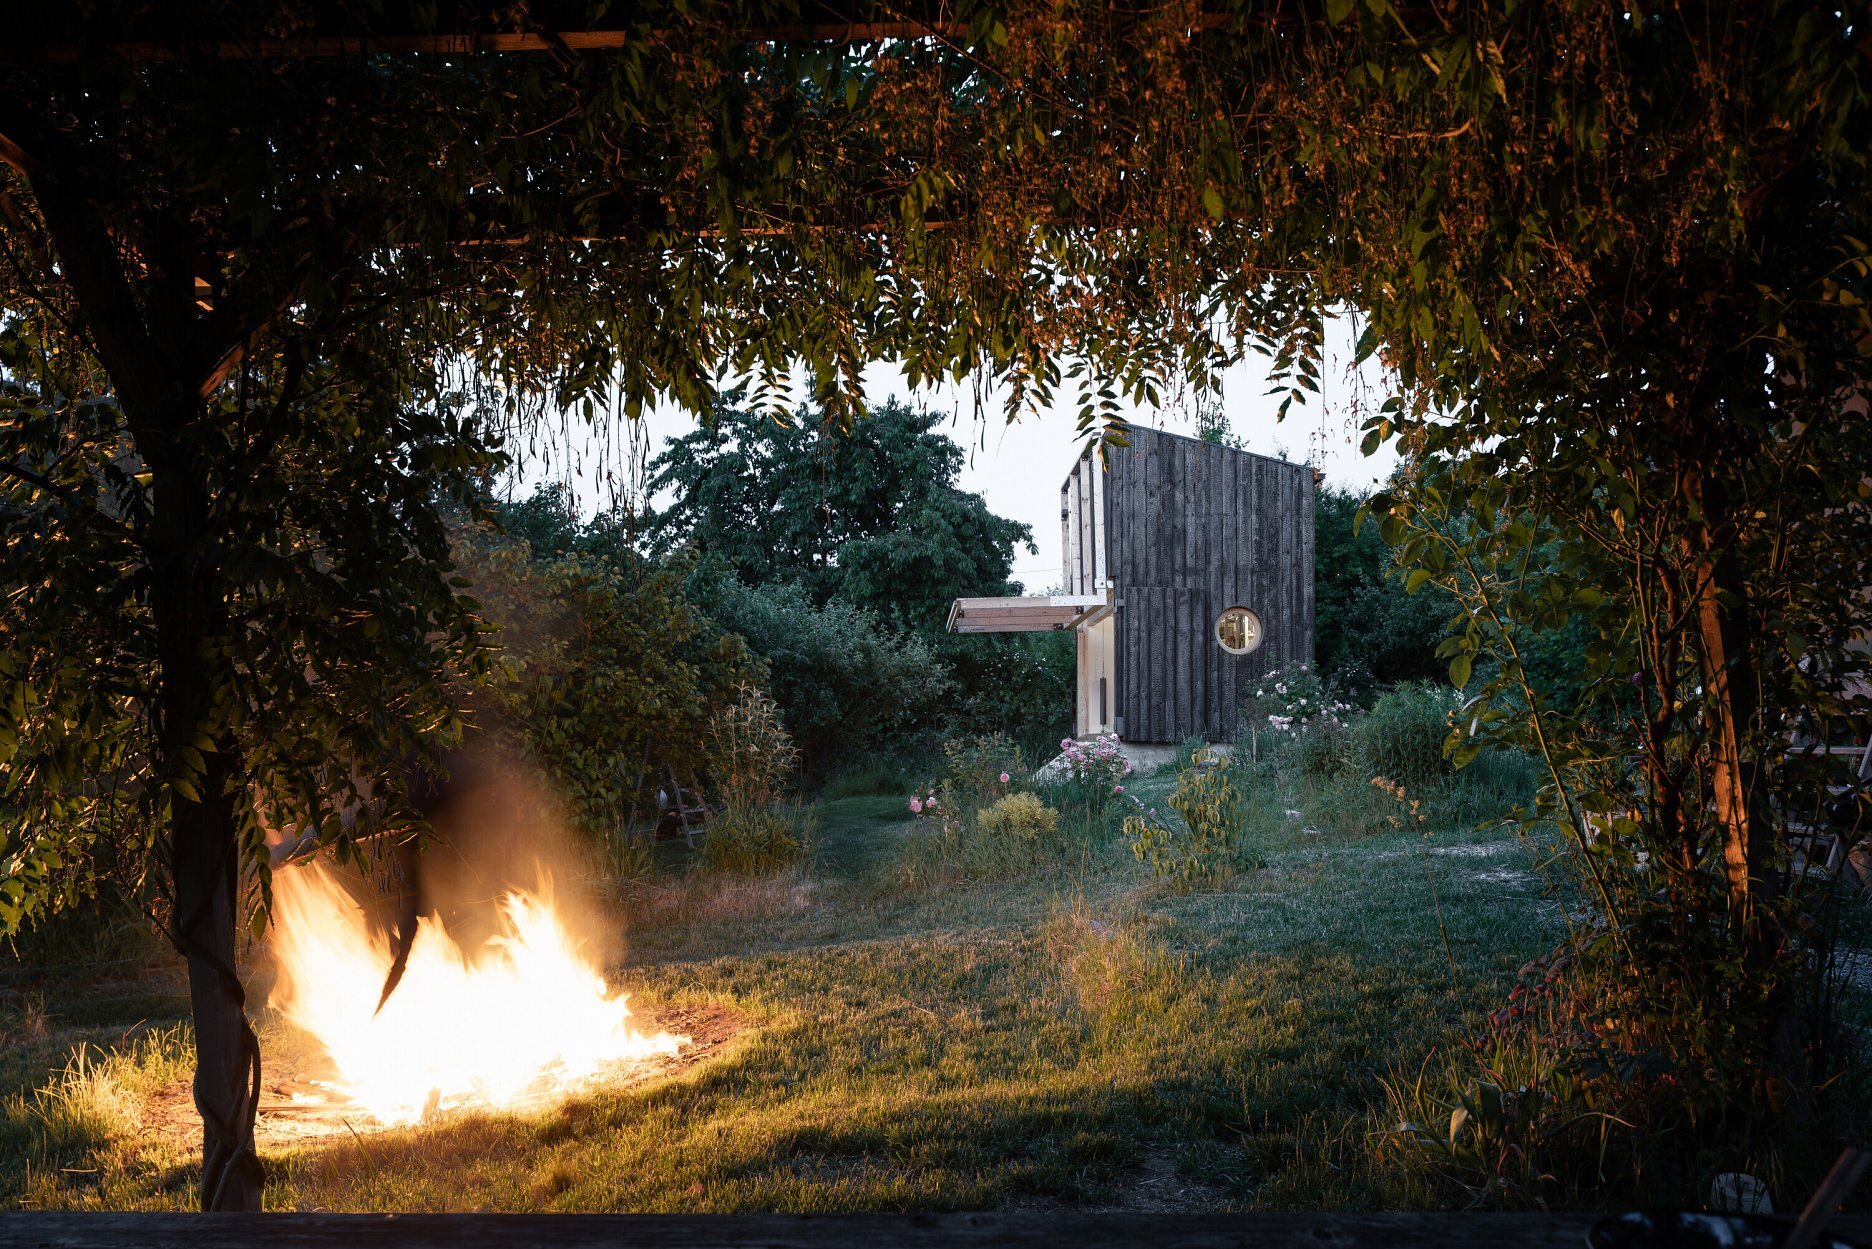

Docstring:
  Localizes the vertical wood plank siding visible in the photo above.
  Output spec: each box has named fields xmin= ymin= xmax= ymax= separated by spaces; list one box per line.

xmin=1099 ymin=427 xmax=1315 ymax=743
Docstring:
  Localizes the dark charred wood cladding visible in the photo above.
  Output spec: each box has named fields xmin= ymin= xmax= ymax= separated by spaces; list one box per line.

xmin=1067 ymin=427 xmax=1313 ymax=744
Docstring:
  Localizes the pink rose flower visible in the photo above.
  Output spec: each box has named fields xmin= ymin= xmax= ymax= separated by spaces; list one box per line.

xmin=909 ymin=797 xmax=923 ymax=814
xmin=1113 ymin=785 xmax=1124 ymax=795
xmin=999 ymin=772 xmax=1011 ymax=784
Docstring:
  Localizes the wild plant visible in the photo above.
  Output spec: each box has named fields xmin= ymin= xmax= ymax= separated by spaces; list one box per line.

xmin=1049 ymin=734 xmax=1132 ymax=817
xmin=936 ymin=734 xmax=1026 ymax=819
xmin=701 ymin=685 xmax=807 ymax=874
xmin=1125 ymin=754 xmax=1256 ymax=887
xmin=1354 ymin=683 xmax=1460 ymax=789
xmin=975 ymin=791 xmax=1060 ymax=843
xmin=1241 ymin=664 xmax=1357 ymax=774
xmin=902 ymin=743 xmax=1072 ymax=882
xmin=708 ymin=684 xmax=799 ymax=812
xmin=697 ymin=804 xmax=814 ymax=875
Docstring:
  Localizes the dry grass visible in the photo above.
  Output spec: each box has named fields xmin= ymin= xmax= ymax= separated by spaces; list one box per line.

xmin=2 ymin=779 xmax=1758 ymax=1213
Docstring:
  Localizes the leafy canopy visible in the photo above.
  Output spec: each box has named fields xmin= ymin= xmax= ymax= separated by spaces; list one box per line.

xmin=3 ymin=0 xmax=1869 ymax=1204
xmin=645 ymin=398 xmax=1035 ymax=634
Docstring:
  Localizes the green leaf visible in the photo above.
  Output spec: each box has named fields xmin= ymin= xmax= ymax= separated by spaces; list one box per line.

xmin=1449 ymin=654 xmax=1473 ymax=689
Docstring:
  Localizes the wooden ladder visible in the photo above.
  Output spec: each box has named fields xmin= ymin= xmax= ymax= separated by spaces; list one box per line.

xmin=658 ymin=765 xmax=712 ymax=849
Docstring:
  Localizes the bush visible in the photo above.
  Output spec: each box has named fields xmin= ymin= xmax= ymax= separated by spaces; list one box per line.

xmin=702 ymin=580 xmax=949 ymax=777
xmin=901 ymin=748 xmax=1073 ymax=883
xmin=696 ymin=805 xmax=811 ymax=875
xmin=1293 ymin=720 xmax=1356 ymax=780
xmin=1125 ymin=760 xmax=1256 ymax=887
xmin=1047 ymin=734 xmax=1132 ymax=816
xmin=708 ymin=684 xmax=799 ymax=811
xmin=1369 ymin=940 xmax=1872 ymax=1210
xmin=939 ymin=733 xmax=1026 ymax=817
xmin=456 ymin=527 xmax=761 ymax=865
xmin=698 ymin=685 xmax=808 ymax=874
xmin=1240 ymin=664 xmax=1357 ymax=774
xmin=975 ymin=791 xmax=1059 ymax=842
xmin=1353 ymin=682 xmax=1458 ymax=789
xmin=1313 ymin=487 xmax=1455 ymax=701
xmin=938 ymin=631 xmax=1075 ymax=764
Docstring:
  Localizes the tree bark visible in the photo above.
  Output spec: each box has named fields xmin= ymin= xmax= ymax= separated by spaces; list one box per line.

xmin=144 ymin=429 xmax=265 ymax=1212
xmin=1681 ymin=465 xmax=1768 ymax=943
xmin=168 ymin=754 xmax=264 ymax=1211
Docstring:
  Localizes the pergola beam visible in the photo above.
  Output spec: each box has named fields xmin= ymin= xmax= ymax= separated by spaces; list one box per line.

xmin=947 ymin=593 xmax=1108 ymax=634
xmin=4 ymin=5 xmax=1240 ymax=65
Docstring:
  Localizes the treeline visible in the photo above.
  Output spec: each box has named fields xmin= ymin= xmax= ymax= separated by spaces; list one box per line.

xmin=468 ymin=399 xmax=1072 ymax=845
xmin=473 ymin=401 xmax=1580 ymax=845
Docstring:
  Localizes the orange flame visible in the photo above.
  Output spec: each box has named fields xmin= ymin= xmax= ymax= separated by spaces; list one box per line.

xmin=267 ymin=861 xmax=684 ymax=1125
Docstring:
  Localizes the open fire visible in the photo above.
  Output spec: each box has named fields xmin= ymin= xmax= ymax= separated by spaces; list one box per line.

xmin=267 ymin=860 xmax=685 ymax=1126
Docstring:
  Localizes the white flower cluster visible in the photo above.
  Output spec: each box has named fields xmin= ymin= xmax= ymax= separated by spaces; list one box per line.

xmin=1248 ymin=664 xmax=1354 ymax=735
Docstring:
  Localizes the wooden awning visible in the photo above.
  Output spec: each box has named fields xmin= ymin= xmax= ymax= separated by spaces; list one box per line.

xmin=946 ymin=593 xmax=1109 ymax=634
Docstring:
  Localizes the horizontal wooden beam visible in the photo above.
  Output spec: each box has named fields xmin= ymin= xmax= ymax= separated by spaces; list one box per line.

xmin=11 ymin=25 xmax=966 ymax=63
xmin=4 ymin=9 xmax=1237 ymax=64
xmin=5 ymin=1211 xmax=1870 ymax=1248
xmin=948 ymin=592 xmax=1109 ymax=633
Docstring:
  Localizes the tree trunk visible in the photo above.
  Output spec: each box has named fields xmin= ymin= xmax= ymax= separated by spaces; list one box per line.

xmin=170 ymin=759 xmax=264 ymax=1211
xmin=145 ymin=436 xmax=265 ymax=1211
xmin=1681 ymin=466 xmax=1769 ymax=944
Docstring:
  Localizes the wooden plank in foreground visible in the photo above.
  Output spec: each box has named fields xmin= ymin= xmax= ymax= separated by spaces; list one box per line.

xmin=7 ymin=1211 xmax=1872 ymax=1249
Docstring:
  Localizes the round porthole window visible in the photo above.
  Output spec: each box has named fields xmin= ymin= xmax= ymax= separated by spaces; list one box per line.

xmin=1216 ymin=606 xmax=1264 ymax=655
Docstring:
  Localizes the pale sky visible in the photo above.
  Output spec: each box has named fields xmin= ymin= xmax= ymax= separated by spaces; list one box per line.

xmin=512 ymin=314 xmax=1399 ymax=593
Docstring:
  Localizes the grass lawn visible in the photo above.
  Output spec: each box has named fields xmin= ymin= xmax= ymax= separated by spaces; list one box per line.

xmin=2 ymin=769 xmax=1575 ymax=1212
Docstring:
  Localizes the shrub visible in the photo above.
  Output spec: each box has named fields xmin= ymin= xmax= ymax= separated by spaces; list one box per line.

xmin=701 ymin=580 xmax=950 ymax=777
xmin=902 ymin=769 xmax=1073 ymax=884
xmin=1240 ymin=664 xmax=1356 ymax=771
xmin=699 ymin=685 xmax=808 ymax=874
xmin=1160 ymin=737 xmax=1204 ymax=772
xmin=456 ymin=528 xmax=761 ymax=867
xmin=697 ymin=805 xmax=811 ymax=875
xmin=1126 ymin=760 xmax=1255 ymax=887
xmin=1293 ymin=720 xmax=1356 ymax=780
xmin=1369 ymin=940 xmax=1872 ymax=1210
xmin=708 ymin=684 xmax=799 ymax=811
xmin=1047 ymin=734 xmax=1132 ymax=818
xmin=940 ymin=733 xmax=1026 ymax=817
xmin=1353 ymin=682 xmax=1458 ymax=789
xmin=975 ymin=791 xmax=1059 ymax=842
xmin=938 ymin=631 xmax=1075 ymax=766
